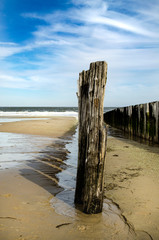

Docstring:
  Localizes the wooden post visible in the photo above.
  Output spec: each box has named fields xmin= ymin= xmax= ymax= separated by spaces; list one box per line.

xmin=75 ymin=61 xmax=107 ymax=214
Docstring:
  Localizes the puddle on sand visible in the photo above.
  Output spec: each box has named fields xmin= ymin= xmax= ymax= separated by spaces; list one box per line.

xmin=50 ymin=129 xmax=152 ymax=240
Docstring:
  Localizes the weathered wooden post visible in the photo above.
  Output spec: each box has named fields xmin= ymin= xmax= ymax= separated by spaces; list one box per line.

xmin=75 ymin=61 xmax=107 ymax=214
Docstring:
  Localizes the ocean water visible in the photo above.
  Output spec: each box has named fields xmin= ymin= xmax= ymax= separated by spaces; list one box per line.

xmin=0 ymin=106 xmax=115 ymax=118
xmin=0 ymin=107 xmax=78 ymax=117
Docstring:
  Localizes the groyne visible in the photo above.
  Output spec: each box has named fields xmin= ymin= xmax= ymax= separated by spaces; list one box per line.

xmin=104 ymin=101 xmax=159 ymax=143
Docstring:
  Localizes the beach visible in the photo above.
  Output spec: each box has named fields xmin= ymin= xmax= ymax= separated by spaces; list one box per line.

xmin=0 ymin=116 xmax=80 ymax=240
xmin=105 ymin=136 xmax=159 ymax=240
xmin=0 ymin=116 xmax=77 ymax=137
xmin=0 ymin=116 xmax=159 ymax=240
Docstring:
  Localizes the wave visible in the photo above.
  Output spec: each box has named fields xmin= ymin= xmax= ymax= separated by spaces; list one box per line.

xmin=0 ymin=111 xmax=78 ymax=118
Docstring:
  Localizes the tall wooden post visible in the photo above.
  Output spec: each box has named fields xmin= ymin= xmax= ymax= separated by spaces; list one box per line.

xmin=75 ymin=61 xmax=107 ymax=214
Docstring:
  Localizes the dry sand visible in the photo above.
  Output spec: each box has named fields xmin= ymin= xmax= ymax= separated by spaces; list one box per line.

xmin=0 ymin=117 xmax=158 ymax=240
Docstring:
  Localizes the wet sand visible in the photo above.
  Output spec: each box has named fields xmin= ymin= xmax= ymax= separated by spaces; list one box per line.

xmin=0 ymin=117 xmax=78 ymax=240
xmin=0 ymin=118 xmax=158 ymax=239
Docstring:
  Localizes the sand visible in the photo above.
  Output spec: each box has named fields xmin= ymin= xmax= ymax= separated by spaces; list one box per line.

xmin=0 ymin=117 xmax=159 ymax=240
xmin=105 ymin=136 xmax=159 ymax=240
xmin=0 ymin=117 xmax=77 ymax=137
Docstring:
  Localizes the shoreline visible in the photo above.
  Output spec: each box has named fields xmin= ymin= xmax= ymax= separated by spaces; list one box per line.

xmin=0 ymin=117 xmax=159 ymax=239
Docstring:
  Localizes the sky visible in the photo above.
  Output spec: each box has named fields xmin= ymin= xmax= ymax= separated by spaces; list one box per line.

xmin=0 ymin=0 xmax=159 ymax=107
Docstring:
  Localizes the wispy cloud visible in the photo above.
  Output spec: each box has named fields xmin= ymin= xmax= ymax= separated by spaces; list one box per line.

xmin=0 ymin=74 xmax=30 ymax=89
xmin=1 ymin=0 xmax=159 ymax=106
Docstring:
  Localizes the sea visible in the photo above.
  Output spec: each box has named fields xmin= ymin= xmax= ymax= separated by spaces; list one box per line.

xmin=0 ymin=106 xmax=115 ymax=118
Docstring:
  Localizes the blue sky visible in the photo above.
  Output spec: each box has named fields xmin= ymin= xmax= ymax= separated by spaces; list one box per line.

xmin=0 ymin=0 xmax=159 ymax=107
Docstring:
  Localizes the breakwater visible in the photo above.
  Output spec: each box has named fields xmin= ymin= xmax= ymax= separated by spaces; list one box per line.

xmin=104 ymin=101 xmax=159 ymax=143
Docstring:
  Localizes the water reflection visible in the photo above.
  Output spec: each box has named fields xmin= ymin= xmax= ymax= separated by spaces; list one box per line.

xmin=0 ymin=132 xmax=54 ymax=170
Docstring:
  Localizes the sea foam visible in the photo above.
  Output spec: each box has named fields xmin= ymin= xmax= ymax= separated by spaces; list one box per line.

xmin=0 ymin=111 xmax=78 ymax=118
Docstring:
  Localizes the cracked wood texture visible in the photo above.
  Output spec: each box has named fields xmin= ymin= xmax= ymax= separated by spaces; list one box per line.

xmin=75 ymin=61 xmax=107 ymax=214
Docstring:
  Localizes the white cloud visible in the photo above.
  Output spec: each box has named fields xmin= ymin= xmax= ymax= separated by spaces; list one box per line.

xmin=0 ymin=74 xmax=30 ymax=89
xmin=0 ymin=42 xmax=17 ymax=46
xmin=1 ymin=0 xmax=159 ymax=106
xmin=0 ymin=42 xmax=34 ymax=59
